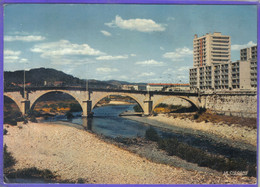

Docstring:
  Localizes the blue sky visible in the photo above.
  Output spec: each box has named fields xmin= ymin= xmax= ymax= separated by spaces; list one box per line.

xmin=3 ymin=4 xmax=257 ymax=83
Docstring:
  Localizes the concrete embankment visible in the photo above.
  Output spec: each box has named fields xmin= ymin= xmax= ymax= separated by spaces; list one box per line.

xmin=3 ymin=122 xmax=256 ymax=184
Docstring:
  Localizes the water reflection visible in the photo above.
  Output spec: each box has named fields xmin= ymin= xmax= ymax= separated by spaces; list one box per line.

xmin=82 ymin=117 xmax=92 ymax=131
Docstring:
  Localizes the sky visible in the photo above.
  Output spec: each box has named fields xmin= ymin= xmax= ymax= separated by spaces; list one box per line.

xmin=3 ymin=4 xmax=258 ymax=83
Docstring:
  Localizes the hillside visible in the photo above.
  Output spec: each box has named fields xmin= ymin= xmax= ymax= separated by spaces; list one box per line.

xmin=4 ymin=68 xmax=118 ymax=89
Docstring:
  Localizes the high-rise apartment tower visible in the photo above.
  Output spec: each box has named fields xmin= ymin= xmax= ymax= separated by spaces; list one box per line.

xmin=193 ymin=32 xmax=231 ymax=67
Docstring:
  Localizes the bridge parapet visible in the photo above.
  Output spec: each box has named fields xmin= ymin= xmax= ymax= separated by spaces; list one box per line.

xmin=4 ymin=87 xmax=201 ymax=117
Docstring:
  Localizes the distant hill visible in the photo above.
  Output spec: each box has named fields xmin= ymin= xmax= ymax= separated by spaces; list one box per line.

xmin=4 ymin=68 xmax=118 ymax=89
xmin=106 ymin=80 xmax=147 ymax=86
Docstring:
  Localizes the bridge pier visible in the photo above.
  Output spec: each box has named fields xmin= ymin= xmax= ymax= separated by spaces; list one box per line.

xmin=21 ymin=100 xmax=30 ymax=116
xmin=82 ymin=100 xmax=92 ymax=118
xmin=143 ymin=100 xmax=153 ymax=116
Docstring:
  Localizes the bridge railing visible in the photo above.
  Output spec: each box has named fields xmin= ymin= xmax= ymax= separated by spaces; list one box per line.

xmin=4 ymin=86 xmax=199 ymax=96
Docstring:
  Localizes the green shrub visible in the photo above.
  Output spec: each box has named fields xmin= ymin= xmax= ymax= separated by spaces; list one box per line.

xmin=4 ymin=144 xmax=16 ymax=168
xmin=65 ymin=112 xmax=74 ymax=119
xmin=6 ymin=167 xmax=55 ymax=179
xmin=247 ymin=164 xmax=257 ymax=177
xmin=170 ymin=105 xmax=182 ymax=110
xmin=77 ymin=178 xmax=85 ymax=184
xmin=42 ymin=104 xmax=49 ymax=108
xmin=156 ymin=103 xmax=168 ymax=108
xmin=3 ymin=129 xmax=8 ymax=135
xmin=158 ymin=138 xmax=179 ymax=156
xmin=8 ymin=120 xmax=17 ymax=126
xmin=50 ymin=104 xmax=58 ymax=110
xmin=29 ymin=116 xmax=38 ymax=123
xmin=156 ymin=137 xmax=255 ymax=176
xmin=133 ymin=104 xmax=143 ymax=112
xmin=58 ymin=103 xmax=68 ymax=108
xmin=198 ymin=107 xmax=206 ymax=114
xmin=193 ymin=113 xmax=199 ymax=119
xmin=145 ymin=127 xmax=159 ymax=142
xmin=69 ymin=103 xmax=82 ymax=112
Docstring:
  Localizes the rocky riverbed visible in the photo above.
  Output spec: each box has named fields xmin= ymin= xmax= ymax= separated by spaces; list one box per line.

xmin=3 ymin=122 xmax=256 ymax=184
xmin=123 ymin=114 xmax=257 ymax=151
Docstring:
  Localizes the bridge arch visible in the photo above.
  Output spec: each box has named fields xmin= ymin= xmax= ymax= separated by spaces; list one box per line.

xmin=91 ymin=92 xmax=145 ymax=112
xmin=29 ymin=90 xmax=84 ymax=112
xmin=152 ymin=95 xmax=200 ymax=111
xmin=4 ymin=93 xmax=23 ymax=113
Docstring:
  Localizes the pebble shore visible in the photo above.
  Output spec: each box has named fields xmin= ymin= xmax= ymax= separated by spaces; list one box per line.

xmin=4 ymin=121 xmax=256 ymax=184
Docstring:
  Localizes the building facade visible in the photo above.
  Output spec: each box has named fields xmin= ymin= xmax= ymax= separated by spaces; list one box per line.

xmin=193 ymin=32 xmax=231 ymax=67
xmin=148 ymin=83 xmax=190 ymax=91
xmin=190 ymin=32 xmax=257 ymax=91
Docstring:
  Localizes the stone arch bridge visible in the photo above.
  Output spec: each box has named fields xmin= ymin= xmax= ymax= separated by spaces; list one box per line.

xmin=4 ymin=87 xmax=201 ymax=117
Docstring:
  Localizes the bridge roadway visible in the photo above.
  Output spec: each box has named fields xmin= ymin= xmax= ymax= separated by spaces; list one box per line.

xmin=4 ymin=86 xmax=201 ymax=117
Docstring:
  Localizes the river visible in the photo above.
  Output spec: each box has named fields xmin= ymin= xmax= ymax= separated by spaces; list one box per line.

xmin=7 ymin=104 xmax=256 ymax=183
xmin=43 ymin=104 xmax=256 ymax=164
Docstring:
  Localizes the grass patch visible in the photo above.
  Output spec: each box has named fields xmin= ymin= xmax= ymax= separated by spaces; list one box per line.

xmin=4 ymin=144 xmax=16 ymax=169
xmin=145 ymin=127 xmax=159 ymax=142
xmin=6 ymin=167 xmax=56 ymax=180
xmin=144 ymin=128 xmax=256 ymax=177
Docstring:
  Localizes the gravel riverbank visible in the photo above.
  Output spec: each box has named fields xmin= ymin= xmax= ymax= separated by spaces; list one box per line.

xmin=3 ymin=122 xmax=256 ymax=184
xmin=123 ymin=114 xmax=257 ymax=151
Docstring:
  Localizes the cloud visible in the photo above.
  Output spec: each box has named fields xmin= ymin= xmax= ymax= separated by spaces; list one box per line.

xmin=51 ymin=58 xmax=95 ymax=65
xmin=167 ymin=17 xmax=175 ymax=21
xmin=96 ymin=55 xmax=128 ymax=60
xmin=231 ymin=41 xmax=257 ymax=51
xmin=135 ymin=59 xmax=165 ymax=66
xmin=178 ymin=66 xmax=190 ymax=72
xmin=131 ymin=54 xmax=137 ymax=57
xmin=163 ymin=47 xmax=193 ymax=61
xmin=160 ymin=47 xmax=165 ymax=51
xmin=138 ymin=72 xmax=155 ymax=77
xmin=31 ymin=40 xmax=104 ymax=58
xmin=96 ymin=67 xmax=118 ymax=73
xmin=4 ymin=49 xmax=28 ymax=64
xmin=105 ymin=15 xmax=166 ymax=33
xmin=4 ymin=35 xmax=46 ymax=42
xmin=101 ymin=30 xmax=112 ymax=36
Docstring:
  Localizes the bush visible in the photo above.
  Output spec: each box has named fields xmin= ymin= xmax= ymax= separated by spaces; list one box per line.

xmin=156 ymin=103 xmax=168 ymax=108
xmin=29 ymin=116 xmax=38 ymax=123
xmin=77 ymin=178 xmax=85 ymax=184
xmin=156 ymin=137 xmax=255 ymax=176
xmin=6 ymin=167 xmax=55 ymax=179
xmin=69 ymin=103 xmax=82 ymax=112
xmin=133 ymin=104 xmax=143 ymax=112
xmin=3 ymin=129 xmax=8 ymax=135
xmin=145 ymin=127 xmax=159 ymax=142
xmin=170 ymin=105 xmax=182 ymax=110
xmin=198 ymin=107 xmax=206 ymax=114
xmin=7 ymin=120 xmax=17 ymax=126
xmin=23 ymin=119 xmax=28 ymax=124
xmin=193 ymin=113 xmax=199 ymax=119
xmin=65 ymin=112 xmax=74 ymax=119
xmin=4 ymin=144 xmax=16 ymax=168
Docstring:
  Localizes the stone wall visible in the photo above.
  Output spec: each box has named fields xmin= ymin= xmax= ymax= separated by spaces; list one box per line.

xmin=201 ymin=93 xmax=257 ymax=118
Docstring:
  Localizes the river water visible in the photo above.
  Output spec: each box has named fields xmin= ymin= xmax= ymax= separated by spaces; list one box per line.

xmin=7 ymin=104 xmax=256 ymax=183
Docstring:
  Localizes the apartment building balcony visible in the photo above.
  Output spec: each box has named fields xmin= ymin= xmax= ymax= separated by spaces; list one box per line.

xmin=221 ymin=77 xmax=229 ymax=81
xmin=222 ymin=72 xmax=229 ymax=76
xmin=251 ymin=81 xmax=257 ymax=85
xmin=232 ymin=82 xmax=240 ymax=86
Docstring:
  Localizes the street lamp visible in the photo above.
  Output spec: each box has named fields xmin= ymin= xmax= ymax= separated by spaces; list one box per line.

xmin=23 ymin=68 xmax=26 ymax=99
xmin=23 ymin=63 xmax=28 ymax=99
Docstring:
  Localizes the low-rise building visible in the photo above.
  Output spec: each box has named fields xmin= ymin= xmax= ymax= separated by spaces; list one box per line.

xmin=148 ymin=83 xmax=190 ymax=91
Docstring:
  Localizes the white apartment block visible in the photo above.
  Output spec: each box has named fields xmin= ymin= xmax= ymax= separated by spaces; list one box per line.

xmin=190 ymin=32 xmax=257 ymax=91
xmin=193 ymin=32 xmax=231 ymax=67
